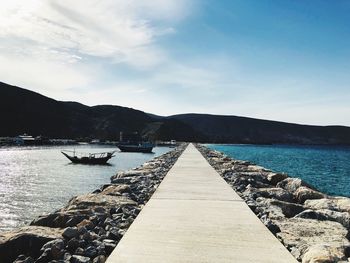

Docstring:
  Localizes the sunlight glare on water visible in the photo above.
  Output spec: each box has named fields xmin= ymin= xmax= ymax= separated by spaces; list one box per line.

xmin=0 ymin=145 xmax=171 ymax=232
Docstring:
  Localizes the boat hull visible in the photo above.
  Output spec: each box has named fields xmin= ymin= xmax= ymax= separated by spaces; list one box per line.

xmin=61 ymin=152 xmax=113 ymax=164
xmin=117 ymin=145 xmax=154 ymax=153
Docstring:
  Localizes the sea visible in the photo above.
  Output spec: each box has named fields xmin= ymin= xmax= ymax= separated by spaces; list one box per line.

xmin=0 ymin=145 xmax=171 ymax=232
xmin=207 ymin=144 xmax=350 ymax=198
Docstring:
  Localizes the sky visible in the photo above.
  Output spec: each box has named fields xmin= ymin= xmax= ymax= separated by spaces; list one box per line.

xmin=0 ymin=0 xmax=349 ymax=126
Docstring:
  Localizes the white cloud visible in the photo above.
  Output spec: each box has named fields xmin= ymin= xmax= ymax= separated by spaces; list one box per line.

xmin=0 ymin=53 xmax=92 ymax=98
xmin=0 ymin=0 xmax=185 ymax=64
xmin=0 ymin=0 xmax=193 ymax=95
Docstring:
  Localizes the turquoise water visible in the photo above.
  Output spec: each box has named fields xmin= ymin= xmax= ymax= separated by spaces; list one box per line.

xmin=207 ymin=144 xmax=350 ymax=197
xmin=0 ymin=145 xmax=171 ymax=232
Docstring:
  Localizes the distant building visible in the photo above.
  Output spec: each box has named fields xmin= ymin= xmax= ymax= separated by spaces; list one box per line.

xmin=90 ymin=139 xmax=101 ymax=144
xmin=15 ymin=134 xmax=35 ymax=145
xmin=49 ymin=139 xmax=77 ymax=145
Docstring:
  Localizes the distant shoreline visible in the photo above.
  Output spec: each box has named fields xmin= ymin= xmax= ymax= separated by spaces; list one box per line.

xmin=206 ymin=142 xmax=350 ymax=147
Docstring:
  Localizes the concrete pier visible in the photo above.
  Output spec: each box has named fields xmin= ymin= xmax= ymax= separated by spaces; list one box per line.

xmin=107 ymin=144 xmax=297 ymax=262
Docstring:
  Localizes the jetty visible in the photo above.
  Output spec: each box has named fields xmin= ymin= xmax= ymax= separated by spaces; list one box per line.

xmin=107 ymin=144 xmax=297 ymax=262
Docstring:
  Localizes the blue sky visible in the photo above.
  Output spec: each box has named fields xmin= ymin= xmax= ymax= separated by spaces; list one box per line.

xmin=0 ymin=0 xmax=349 ymax=126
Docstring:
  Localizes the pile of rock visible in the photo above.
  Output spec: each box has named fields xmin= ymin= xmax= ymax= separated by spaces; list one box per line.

xmin=0 ymin=144 xmax=186 ymax=263
xmin=196 ymin=144 xmax=350 ymax=263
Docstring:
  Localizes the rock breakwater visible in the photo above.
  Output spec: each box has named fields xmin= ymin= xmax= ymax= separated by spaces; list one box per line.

xmin=0 ymin=144 xmax=186 ymax=263
xmin=197 ymin=144 xmax=350 ymax=263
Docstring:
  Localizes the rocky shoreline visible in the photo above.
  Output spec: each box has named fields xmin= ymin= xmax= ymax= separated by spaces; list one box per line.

xmin=0 ymin=144 xmax=187 ymax=263
xmin=196 ymin=144 xmax=350 ymax=263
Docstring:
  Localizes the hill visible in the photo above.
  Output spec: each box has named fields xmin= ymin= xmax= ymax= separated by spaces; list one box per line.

xmin=171 ymin=114 xmax=350 ymax=144
xmin=1 ymin=81 xmax=349 ymax=144
xmin=0 ymin=82 xmax=152 ymax=139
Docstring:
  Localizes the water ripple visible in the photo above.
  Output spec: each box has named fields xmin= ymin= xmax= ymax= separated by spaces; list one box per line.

xmin=208 ymin=144 xmax=350 ymax=197
xmin=0 ymin=145 xmax=171 ymax=232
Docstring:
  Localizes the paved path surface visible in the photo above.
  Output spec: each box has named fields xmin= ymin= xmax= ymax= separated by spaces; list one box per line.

xmin=107 ymin=144 xmax=297 ymax=262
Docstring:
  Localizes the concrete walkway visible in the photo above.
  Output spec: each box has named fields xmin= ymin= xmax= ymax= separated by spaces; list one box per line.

xmin=107 ymin=144 xmax=297 ymax=262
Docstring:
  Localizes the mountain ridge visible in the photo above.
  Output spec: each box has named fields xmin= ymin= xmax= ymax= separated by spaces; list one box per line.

xmin=1 ymin=81 xmax=349 ymax=144
xmin=171 ymin=113 xmax=349 ymax=128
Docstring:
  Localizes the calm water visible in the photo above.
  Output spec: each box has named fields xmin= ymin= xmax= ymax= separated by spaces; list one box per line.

xmin=207 ymin=144 xmax=350 ymax=197
xmin=0 ymin=145 xmax=171 ymax=232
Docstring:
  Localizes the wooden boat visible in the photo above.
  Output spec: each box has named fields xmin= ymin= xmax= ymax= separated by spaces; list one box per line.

xmin=117 ymin=142 xmax=154 ymax=153
xmin=61 ymin=150 xmax=115 ymax=164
